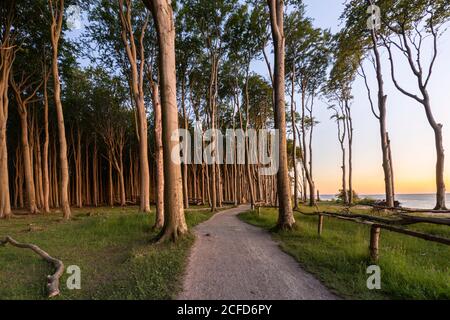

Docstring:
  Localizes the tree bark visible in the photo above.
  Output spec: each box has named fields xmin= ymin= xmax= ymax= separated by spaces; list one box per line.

xmin=0 ymin=8 xmax=14 ymax=218
xmin=151 ymin=80 xmax=164 ymax=229
xmin=370 ymin=30 xmax=394 ymax=207
xmin=42 ymin=70 xmax=50 ymax=213
xmin=146 ymin=0 xmax=188 ymax=241
xmin=49 ymin=0 xmax=71 ymax=219
xmin=267 ymin=0 xmax=295 ymax=229
xmin=118 ymin=0 xmax=150 ymax=213
xmin=290 ymin=68 xmax=298 ymax=209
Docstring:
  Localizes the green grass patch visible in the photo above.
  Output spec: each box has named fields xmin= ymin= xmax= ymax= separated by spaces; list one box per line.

xmin=239 ymin=204 xmax=450 ymax=300
xmin=0 ymin=206 xmax=213 ymax=300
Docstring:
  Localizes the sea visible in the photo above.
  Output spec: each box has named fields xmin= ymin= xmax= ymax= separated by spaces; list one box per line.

xmin=320 ymin=193 xmax=450 ymax=209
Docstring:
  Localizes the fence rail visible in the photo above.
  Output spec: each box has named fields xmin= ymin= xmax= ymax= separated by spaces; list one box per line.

xmin=285 ymin=208 xmax=450 ymax=262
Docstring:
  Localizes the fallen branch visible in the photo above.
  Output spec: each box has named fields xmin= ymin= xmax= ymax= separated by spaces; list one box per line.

xmin=0 ymin=236 xmax=64 ymax=298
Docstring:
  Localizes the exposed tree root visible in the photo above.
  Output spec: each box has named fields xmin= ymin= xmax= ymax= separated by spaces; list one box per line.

xmin=156 ymin=226 xmax=188 ymax=243
xmin=0 ymin=236 xmax=64 ymax=298
xmin=273 ymin=221 xmax=298 ymax=232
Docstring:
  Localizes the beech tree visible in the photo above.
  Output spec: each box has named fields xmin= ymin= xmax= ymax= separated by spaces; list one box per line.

xmin=267 ymin=0 xmax=295 ymax=229
xmin=118 ymin=0 xmax=151 ymax=212
xmin=0 ymin=1 xmax=14 ymax=218
xmin=379 ymin=0 xmax=450 ymax=209
xmin=342 ymin=0 xmax=396 ymax=208
xmin=325 ymin=32 xmax=359 ymax=205
xmin=144 ymin=0 xmax=188 ymax=241
xmin=48 ymin=0 xmax=71 ymax=219
xmin=285 ymin=6 xmax=331 ymax=206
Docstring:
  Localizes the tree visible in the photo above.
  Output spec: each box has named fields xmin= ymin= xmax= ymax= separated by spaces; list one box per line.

xmin=144 ymin=0 xmax=188 ymax=241
xmin=118 ymin=0 xmax=151 ymax=213
xmin=342 ymin=0 xmax=396 ymax=208
xmin=0 ymin=1 xmax=15 ymax=218
xmin=267 ymin=0 xmax=295 ymax=229
xmin=49 ymin=0 xmax=71 ymax=219
xmin=329 ymin=105 xmax=347 ymax=204
xmin=10 ymin=71 xmax=43 ymax=214
xmin=379 ymin=0 xmax=450 ymax=209
xmin=326 ymin=31 xmax=359 ymax=205
xmin=285 ymin=6 xmax=331 ymax=206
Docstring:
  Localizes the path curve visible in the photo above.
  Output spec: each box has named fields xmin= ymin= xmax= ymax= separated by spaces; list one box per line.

xmin=178 ymin=205 xmax=338 ymax=300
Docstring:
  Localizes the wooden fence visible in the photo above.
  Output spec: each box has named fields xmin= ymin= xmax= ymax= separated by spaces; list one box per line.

xmin=252 ymin=205 xmax=450 ymax=262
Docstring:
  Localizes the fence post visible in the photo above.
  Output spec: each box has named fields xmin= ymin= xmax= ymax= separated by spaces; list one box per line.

xmin=318 ymin=214 xmax=324 ymax=236
xmin=369 ymin=225 xmax=381 ymax=262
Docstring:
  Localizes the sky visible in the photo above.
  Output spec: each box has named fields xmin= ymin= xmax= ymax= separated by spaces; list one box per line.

xmin=251 ymin=0 xmax=450 ymax=195
xmin=68 ymin=1 xmax=450 ymax=196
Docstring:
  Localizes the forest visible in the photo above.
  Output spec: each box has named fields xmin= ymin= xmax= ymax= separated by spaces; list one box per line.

xmin=0 ymin=0 xmax=449 ymax=301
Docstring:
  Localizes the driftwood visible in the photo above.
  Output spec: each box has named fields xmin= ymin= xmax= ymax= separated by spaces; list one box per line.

xmin=0 ymin=236 xmax=64 ymax=298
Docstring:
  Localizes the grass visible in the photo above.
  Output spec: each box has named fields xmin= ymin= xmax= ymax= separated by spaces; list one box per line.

xmin=0 ymin=205 xmax=214 ymax=300
xmin=239 ymin=203 xmax=450 ymax=300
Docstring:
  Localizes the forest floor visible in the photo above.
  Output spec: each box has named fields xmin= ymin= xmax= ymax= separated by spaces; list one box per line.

xmin=0 ymin=205 xmax=219 ymax=299
xmin=239 ymin=203 xmax=450 ymax=300
xmin=178 ymin=205 xmax=338 ymax=300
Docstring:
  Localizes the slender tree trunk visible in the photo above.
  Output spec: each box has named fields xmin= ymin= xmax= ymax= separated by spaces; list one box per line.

xmin=423 ymin=95 xmax=446 ymax=210
xmin=290 ymin=68 xmax=298 ymax=209
xmin=49 ymin=0 xmax=71 ymax=219
xmin=244 ymin=73 xmax=256 ymax=209
xmin=300 ymin=88 xmax=315 ymax=206
xmin=118 ymin=0 xmax=150 ymax=213
xmin=16 ymin=104 xmax=38 ymax=214
xmin=181 ymin=75 xmax=189 ymax=209
xmin=267 ymin=0 xmax=295 ymax=229
xmin=146 ymin=0 xmax=188 ymax=241
xmin=344 ymin=100 xmax=353 ymax=204
xmin=370 ymin=31 xmax=394 ymax=207
xmin=0 ymin=5 xmax=13 ymax=219
xmin=151 ymin=81 xmax=164 ymax=229
xmin=42 ymin=71 xmax=50 ymax=213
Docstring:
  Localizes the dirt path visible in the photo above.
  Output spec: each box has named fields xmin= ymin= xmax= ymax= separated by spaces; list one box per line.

xmin=178 ymin=205 xmax=338 ymax=300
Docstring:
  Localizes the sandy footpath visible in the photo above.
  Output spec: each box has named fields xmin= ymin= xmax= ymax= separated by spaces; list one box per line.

xmin=178 ymin=205 xmax=338 ymax=300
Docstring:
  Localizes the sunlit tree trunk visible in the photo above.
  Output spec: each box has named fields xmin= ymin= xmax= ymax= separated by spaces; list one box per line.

xmin=146 ymin=0 xmax=187 ymax=241
xmin=267 ymin=0 xmax=295 ymax=229
xmin=118 ymin=0 xmax=150 ymax=212
xmin=0 ymin=5 xmax=14 ymax=218
xmin=49 ymin=0 xmax=71 ymax=219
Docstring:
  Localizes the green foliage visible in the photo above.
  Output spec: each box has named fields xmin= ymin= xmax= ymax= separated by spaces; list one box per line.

xmin=239 ymin=205 xmax=450 ymax=299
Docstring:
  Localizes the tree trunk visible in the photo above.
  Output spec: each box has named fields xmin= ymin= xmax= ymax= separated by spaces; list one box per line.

xmin=344 ymin=100 xmax=353 ymax=204
xmin=118 ymin=0 xmax=150 ymax=213
xmin=0 ymin=4 xmax=13 ymax=219
xmin=181 ymin=75 xmax=189 ymax=209
xmin=371 ymin=31 xmax=394 ymax=207
xmin=426 ymin=99 xmax=446 ymax=210
xmin=300 ymin=88 xmax=315 ymax=206
xmin=146 ymin=0 xmax=188 ymax=241
xmin=49 ymin=0 xmax=71 ymax=219
xmin=15 ymin=100 xmax=38 ymax=214
xmin=42 ymin=71 xmax=50 ymax=213
xmin=267 ymin=0 xmax=295 ymax=229
xmin=290 ymin=68 xmax=298 ymax=209
xmin=151 ymin=81 xmax=164 ymax=229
